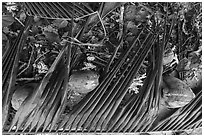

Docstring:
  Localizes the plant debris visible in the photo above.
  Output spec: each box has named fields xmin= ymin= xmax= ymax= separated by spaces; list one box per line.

xmin=2 ymin=2 xmax=202 ymax=133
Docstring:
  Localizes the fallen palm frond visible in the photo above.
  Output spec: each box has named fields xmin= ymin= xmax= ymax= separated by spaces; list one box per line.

xmin=57 ymin=27 xmax=158 ymax=132
xmin=2 ymin=16 xmax=33 ymax=129
xmin=3 ymin=2 xmax=202 ymax=134
xmin=22 ymin=2 xmax=124 ymax=21
xmin=86 ymin=33 xmax=157 ymax=132
xmin=8 ymin=45 xmax=67 ymax=132
xmin=22 ymin=2 xmax=93 ymax=19
xmin=152 ymin=90 xmax=202 ymax=132
xmin=7 ymin=37 xmax=82 ymax=132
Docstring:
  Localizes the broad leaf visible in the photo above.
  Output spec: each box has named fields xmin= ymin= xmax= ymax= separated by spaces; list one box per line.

xmin=2 ymin=15 xmax=15 ymax=28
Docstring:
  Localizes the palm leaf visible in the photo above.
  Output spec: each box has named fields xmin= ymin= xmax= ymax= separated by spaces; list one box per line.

xmin=112 ymin=35 xmax=159 ymax=132
xmin=22 ymin=2 xmax=94 ymax=19
xmin=134 ymin=16 xmax=174 ymax=132
xmin=8 ymin=37 xmax=78 ymax=132
xmin=8 ymin=44 xmax=68 ymax=132
xmin=57 ymin=30 xmax=143 ymax=130
xmin=98 ymin=2 xmax=125 ymax=18
xmin=100 ymin=34 xmax=157 ymax=132
xmin=57 ymin=28 xmax=158 ymax=132
xmin=3 ymin=2 xmax=202 ymax=134
xmin=152 ymin=90 xmax=202 ymax=132
xmin=2 ymin=16 xmax=33 ymax=130
xmin=82 ymin=33 xmax=155 ymax=132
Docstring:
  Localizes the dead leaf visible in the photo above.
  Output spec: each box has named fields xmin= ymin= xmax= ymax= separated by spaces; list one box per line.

xmin=2 ymin=15 xmax=15 ymax=28
xmin=43 ymin=31 xmax=61 ymax=43
xmin=59 ymin=20 xmax=68 ymax=28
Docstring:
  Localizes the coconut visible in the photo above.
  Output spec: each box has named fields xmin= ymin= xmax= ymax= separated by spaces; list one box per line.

xmin=11 ymin=83 xmax=37 ymax=110
xmin=68 ymin=70 xmax=99 ymax=94
xmin=161 ymin=75 xmax=195 ymax=108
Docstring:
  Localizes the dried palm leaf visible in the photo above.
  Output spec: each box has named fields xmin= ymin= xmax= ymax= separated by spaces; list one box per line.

xmin=22 ymin=2 xmax=93 ymax=19
xmin=2 ymin=16 xmax=33 ymax=130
